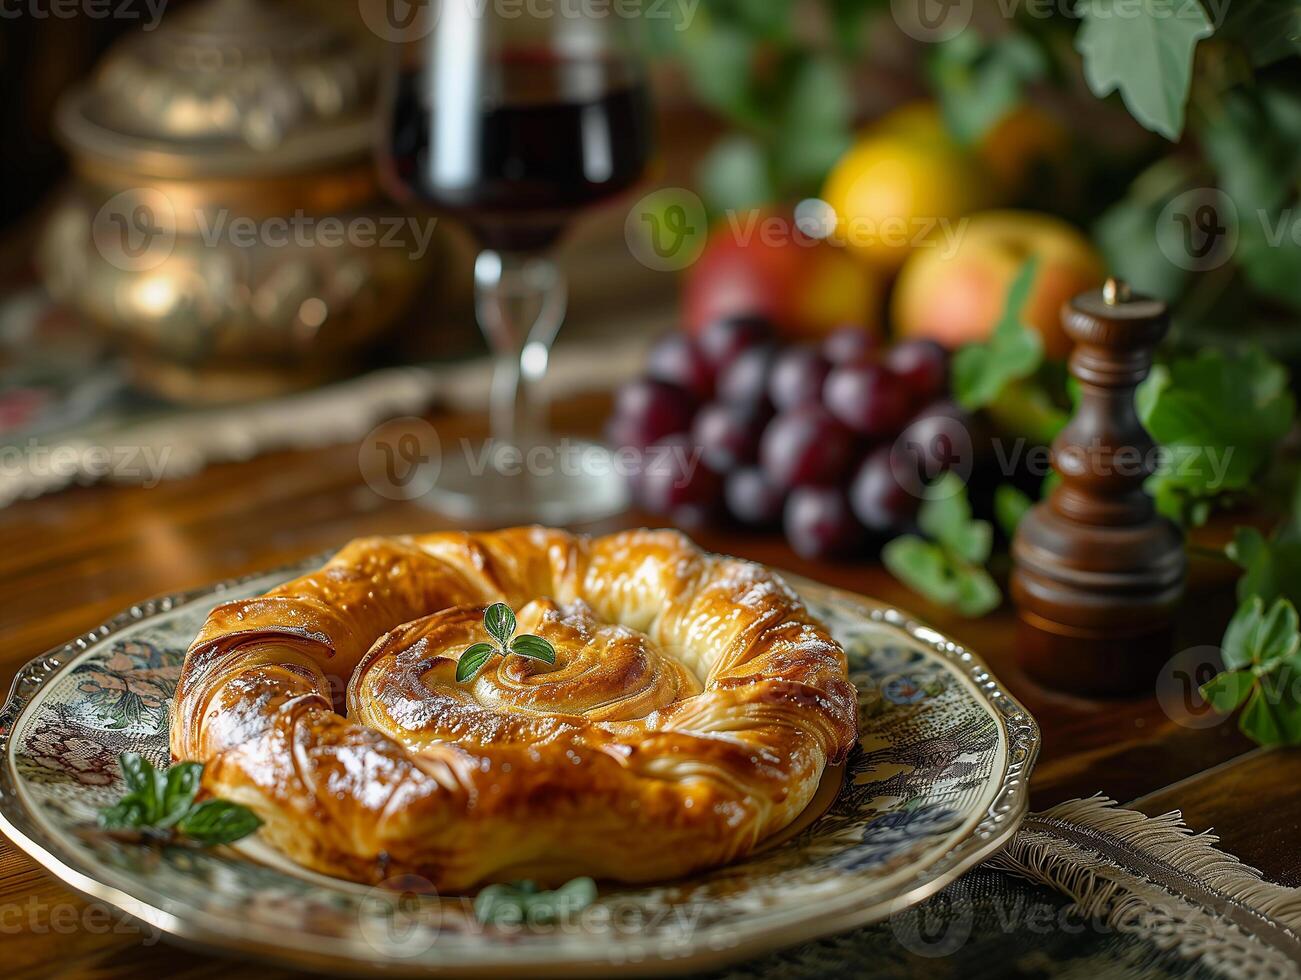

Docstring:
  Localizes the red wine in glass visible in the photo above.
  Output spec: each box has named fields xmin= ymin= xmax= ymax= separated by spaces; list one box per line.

xmin=376 ymin=6 xmax=653 ymax=523
xmin=384 ymin=50 xmax=652 ymax=252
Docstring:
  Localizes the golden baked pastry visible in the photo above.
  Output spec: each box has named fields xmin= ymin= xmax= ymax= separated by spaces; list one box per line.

xmin=171 ymin=527 xmax=858 ymax=890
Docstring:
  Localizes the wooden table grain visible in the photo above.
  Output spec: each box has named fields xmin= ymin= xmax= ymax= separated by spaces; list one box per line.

xmin=1 ymin=392 xmax=1295 ymax=978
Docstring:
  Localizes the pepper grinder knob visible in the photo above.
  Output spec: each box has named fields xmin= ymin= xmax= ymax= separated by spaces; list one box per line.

xmin=1010 ymin=278 xmax=1187 ymax=696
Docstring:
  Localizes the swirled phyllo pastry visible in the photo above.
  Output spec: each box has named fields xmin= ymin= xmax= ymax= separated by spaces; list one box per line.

xmin=171 ymin=528 xmax=858 ymax=890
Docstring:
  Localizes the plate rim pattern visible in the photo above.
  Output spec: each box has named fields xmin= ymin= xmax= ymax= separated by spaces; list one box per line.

xmin=0 ymin=556 xmax=1041 ymax=976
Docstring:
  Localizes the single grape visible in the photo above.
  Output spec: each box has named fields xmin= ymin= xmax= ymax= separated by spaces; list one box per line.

xmin=692 ymin=402 xmax=766 ymax=472
xmin=646 ymin=333 xmax=714 ymax=402
xmin=724 ymin=466 xmax=785 ymax=528
xmin=636 ymin=434 xmax=721 ymax=514
xmin=849 ymin=445 xmax=919 ymax=532
xmin=698 ymin=315 xmax=773 ymax=372
xmin=822 ymin=326 xmax=880 ymax=366
xmin=886 ymin=339 xmax=949 ymax=403
xmin=769 ymin=347 xmax=832 ymax=411
xmin=607 ymin=379 xmax=696 ymax=450
xmin=784 ymin=486 xmax=862 ymax=560
xmin=759 ymin=406 xmax=855 ymax=490
xmin=718 ymin=344 xmax=777 ymax=411
xmin=823 ymin=362 xmax=913 ymax=437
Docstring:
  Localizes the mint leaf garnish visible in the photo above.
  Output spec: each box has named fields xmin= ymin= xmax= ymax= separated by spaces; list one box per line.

xmin=510 ymin=634 xmax=558 ymax=664
xmin=483 ymin=602 xmax=517 ymax=647
xmin=457 ymin=605 xmax=557 ymax=682
xmin=98 ymin=753 xmax=261 ymax=846
xmin=455 ymin=642 xmax=497 ymax=682
xmin=475 ymin=878 xmax=597 ymax=925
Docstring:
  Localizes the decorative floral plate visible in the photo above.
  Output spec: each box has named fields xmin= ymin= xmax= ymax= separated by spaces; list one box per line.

xmin=0 ymin=560 xmax=1039 ymax=976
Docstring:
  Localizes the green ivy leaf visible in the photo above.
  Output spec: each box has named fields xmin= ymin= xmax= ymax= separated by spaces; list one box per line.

xmin=697 ymin=134 xmax=775 ymax=215
xmin=510 ymin=634 xmax=557 ymax=665
xmin=995 ymin=484 xmax=1034 ymax=539
xmin=1199 ymin=669 xmax=1254 ymax=713
xmin=1227 ymin=526 xmax=1301 ymax=609
xmin=1137 ymin=348 xmax=1295 ymax=524
xmin=1075 ymin=0 xmax=1214 ymax=140
xmin=1200 ymin=83 xmax=1301 ymax=217
xmin=918 ymin=474 xmax=993 ymax=565
xmin=1093 ymin=157 xmax=1197 ymax=302
xmin=882 ymin=536 xmax=1001 ymax=618
xmin=176 ymin=800 xmax=263 ymax=847
xmin=884 ymin=476 xmax=1002 ymax=618
xmin=483 ymin=603 xmax=517 ymax=647
xmin=456 ymin=642 xmax=497 ymax=682
xmin=675 ymin=19 xmax=762 ymax=128
xmin=1222 ymin=597 xmax=1301 ymax=671
xmin=1218 ymin=0 xmax=1301 ymax=67
xmin=953 ymin=258 xmax=1043 ymax=411
xmin=474 ymin=878 xmax=598 ymax=925
xmin=930 ymin=30 xmax=1046 ymax=144
xmin=773 ymin=54 xmax=853 ymax=192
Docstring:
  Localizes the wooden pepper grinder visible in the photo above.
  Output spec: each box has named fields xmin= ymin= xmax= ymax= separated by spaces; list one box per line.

xmin=1011 ymin=279 xmax=1186 ymax=696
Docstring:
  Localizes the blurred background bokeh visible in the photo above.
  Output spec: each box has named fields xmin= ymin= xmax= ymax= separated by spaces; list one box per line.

xmin=2 ymin=0 xmax=1299 ymax=577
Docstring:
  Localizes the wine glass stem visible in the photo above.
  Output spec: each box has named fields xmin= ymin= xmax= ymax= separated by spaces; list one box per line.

xmin=474 ymin=249 xmax=567 ymax=453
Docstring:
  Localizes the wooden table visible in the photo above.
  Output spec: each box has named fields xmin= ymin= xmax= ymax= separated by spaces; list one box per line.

xmin=2 ymin=393 xmax=1298 ymax=978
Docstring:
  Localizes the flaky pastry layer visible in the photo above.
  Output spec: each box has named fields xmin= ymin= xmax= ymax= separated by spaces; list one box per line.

xmin=170 ymin=527 xmax=858 ymax=890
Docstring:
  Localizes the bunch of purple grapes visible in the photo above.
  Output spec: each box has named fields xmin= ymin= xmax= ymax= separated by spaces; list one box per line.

xmin=607 ymin=316 xmax=972 ymax=559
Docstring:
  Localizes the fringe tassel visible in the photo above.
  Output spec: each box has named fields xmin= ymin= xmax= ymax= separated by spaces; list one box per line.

xmin=988 ymin=795 xmax=1301 ymax=980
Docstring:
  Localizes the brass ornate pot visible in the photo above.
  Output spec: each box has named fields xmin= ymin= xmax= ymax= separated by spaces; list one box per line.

xmin=40 ymin=0 xmax=430 ymax=403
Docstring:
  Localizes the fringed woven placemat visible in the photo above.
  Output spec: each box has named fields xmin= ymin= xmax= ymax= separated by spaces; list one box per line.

xmin=987 ymin=796 xmax=1301 ymax=980
xmin=710 ymin=796 xmax=1301 ymax=980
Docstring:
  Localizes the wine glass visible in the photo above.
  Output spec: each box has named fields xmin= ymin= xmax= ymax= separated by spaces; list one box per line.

xmin=379 ymin=0 xmax=653 ymax=523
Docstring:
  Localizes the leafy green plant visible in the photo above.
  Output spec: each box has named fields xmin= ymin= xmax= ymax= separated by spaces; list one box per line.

xmin=1075 ymin=0 xmax=1214 ymax=140
xmin=1136 ymin=347 xmax=1295 ymax=525
xmin=952 ymin=257 xmax=1044 ymax=412
xmin=457 ymin=603 xmax=557 ymax=682
xmin=98 ymin=753 xmax=261 ymax=846
xmin=883 ymin=474 xmax=1001 ymax=617
xmin=474 ymin=878 xmax=598 ymax=925
xmin=1201 ymin=596 xmax=1301 ymax=745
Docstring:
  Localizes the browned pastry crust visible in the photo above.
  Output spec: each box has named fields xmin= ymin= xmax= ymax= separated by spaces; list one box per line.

xmin=171 ymin=527 xmax=858 ymax=890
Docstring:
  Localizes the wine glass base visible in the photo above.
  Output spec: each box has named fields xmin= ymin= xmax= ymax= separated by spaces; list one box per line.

xmin=417 ymin=438 xmax=630 ymax=526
